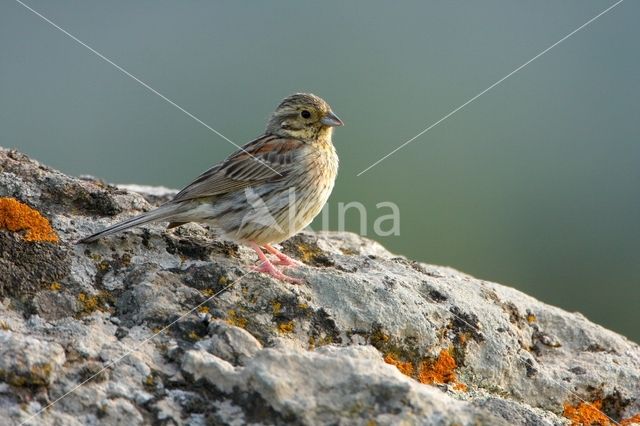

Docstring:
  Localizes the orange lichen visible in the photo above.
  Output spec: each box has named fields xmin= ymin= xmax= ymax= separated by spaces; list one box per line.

xmin=78 ymin=292 xmax=99 ymax=313
xmin=383 ymin=354 xmax=414 ymax=377
xmin=226 ymin=310 xmax=247 ymax=328
xmin=77 ymin=291 xmax=112 ymax=315
xmin=0 ymin=197 xmax=58 ymax=242
xmin=384 ymin=349 xmax=467 ymax=392
xmin=563 ymin=400 xmax=612 ymax=426
xmin=563 ymin=400 xmax=639 ymax=425
xmin=453 ymin=382 xmax=468 ymax=391
xmin=418 ymin=349 xmax=465 ymax=391
xmin=197 ymin=306 xmax=210 ymax=314
xmin=277 ymin=321 xmax=295 ymax=334
xmin=201 ymin=288 xmax=215 ymax=297
xmin=50 ymin=282 xmax=62 ymax=291
xmin=526 ymin=313 xmax=537 ymax=324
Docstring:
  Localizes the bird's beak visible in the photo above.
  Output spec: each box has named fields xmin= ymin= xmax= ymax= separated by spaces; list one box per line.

xmin=321 ymin=111 xmax=344 ymax=127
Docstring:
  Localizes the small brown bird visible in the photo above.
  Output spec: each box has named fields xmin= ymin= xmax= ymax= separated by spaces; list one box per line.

xmin=79 ymin=93 xmax=342 ymax=283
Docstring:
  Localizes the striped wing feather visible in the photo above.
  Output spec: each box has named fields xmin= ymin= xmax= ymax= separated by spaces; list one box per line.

xmin=171 ymin=135 xmax=301 ymax=202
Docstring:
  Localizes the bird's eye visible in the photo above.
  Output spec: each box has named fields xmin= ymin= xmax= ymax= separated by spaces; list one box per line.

xmin=301 ymin=110 xmax=311 ymax=119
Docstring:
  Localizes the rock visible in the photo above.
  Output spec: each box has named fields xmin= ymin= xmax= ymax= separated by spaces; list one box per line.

xmin=182 ymin=342 xmax=507 ymax=425
xmin=1 ymin=147 xmax=639 ymax=426
xmin=0 ymin=332 xmax=66 ymax=387
xmin=195 ymin=319 xmax=264 ymax=366
xmin=99 ymin=398 xmax=144 ymax=426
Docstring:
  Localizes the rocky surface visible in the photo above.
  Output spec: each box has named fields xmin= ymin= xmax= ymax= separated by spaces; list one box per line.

xmin=0 ymin=147 xmax=639 ymax=426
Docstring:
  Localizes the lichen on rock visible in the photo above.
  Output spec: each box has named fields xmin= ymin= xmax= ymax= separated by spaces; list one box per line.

xmin=0 ymin=197 xmax=58 ymax=242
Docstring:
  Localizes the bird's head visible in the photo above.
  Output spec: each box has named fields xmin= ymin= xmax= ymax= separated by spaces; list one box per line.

xmin=266 ymin=93 xmax=343 ymax=141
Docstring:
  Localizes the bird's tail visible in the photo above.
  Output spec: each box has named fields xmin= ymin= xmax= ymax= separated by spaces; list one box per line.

xmin=77 ymin=203 xmax=185 ymax=244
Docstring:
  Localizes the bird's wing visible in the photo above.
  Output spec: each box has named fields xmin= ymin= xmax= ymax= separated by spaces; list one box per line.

xmin=171 ymin=134 xmax=302 ymax=202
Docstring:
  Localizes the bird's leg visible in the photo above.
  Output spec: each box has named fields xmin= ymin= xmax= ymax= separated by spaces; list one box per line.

xmin=249 ymin=243 xmax=303 ymax=284
xmin=263 ymin=244 xmax=304 ymax=267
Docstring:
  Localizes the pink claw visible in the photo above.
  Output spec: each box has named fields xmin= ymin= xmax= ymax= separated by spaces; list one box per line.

xmin=263 ymin=244 xmax=304 ymax=267
xmin=249 ymin=243 xmax=303 ymax=284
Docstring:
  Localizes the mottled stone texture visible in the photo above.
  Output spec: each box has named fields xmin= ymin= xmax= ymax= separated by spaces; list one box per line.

xmin=0 ymin=147 xmax=638 ymax=426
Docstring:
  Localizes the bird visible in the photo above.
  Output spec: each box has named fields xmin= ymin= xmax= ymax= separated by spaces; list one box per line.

xmin=78 ymin=93 xmax=343 ymax=283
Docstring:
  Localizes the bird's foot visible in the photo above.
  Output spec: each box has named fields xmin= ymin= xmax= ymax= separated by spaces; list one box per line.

xmin=249 ymin=242 xmax=304 ymax=284
xmin=263 ymin=244 xmax=304 ymax=267
xmin=252 ymin=260 xmax=303 ymax=284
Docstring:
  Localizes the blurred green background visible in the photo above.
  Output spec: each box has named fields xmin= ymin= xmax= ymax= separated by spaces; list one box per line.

xmin=1 ymin=1 xmax=638 ymax=342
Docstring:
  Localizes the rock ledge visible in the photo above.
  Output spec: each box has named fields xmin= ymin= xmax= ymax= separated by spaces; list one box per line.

xmin=1 ymin=148 xmax=639 ymax=426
